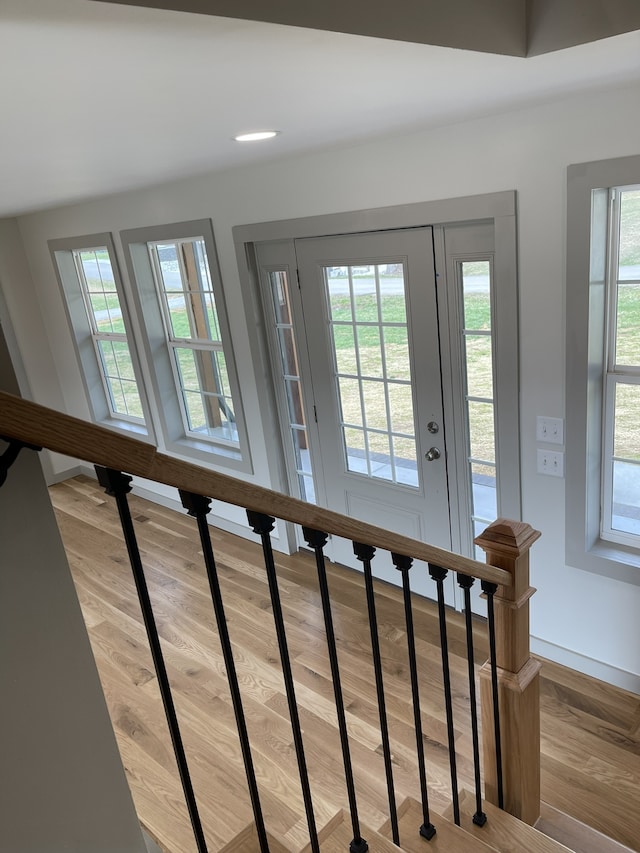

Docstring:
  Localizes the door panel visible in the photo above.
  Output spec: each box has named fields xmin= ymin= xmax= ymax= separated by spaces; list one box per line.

xmin=295 ymin=228 xmax=454 ymax=601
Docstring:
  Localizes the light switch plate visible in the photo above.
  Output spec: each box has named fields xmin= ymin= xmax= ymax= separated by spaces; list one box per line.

xmin=537 ymin=449 xmax=564 ymax=477
xmin=536 ymin=416 xmax=564 ymax=445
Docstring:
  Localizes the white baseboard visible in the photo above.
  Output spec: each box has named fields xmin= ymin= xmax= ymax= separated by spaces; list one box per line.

xmin=531 ymin=635 xmax=640 ymax=695
xmin=73 ymin=463 xmax=292 ymax=555
xmin=44 ymin=464 xmax=84 ymax=486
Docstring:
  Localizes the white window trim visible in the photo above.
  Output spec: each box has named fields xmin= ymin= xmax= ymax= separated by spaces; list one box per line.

xmin=121 ymin=219 xmax=252 ymax=473
xmin=600 ymin=185 xmax=640 ymax=548
xmin=566 ymin=155 xmax=640 ymax=584
xmin=49 ymin=232 xmax=153 ymax=440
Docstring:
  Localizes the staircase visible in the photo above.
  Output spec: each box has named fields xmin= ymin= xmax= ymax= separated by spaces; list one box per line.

xmin=215 ymin=789 xmax=636 ymax=853
xmin=1 ymin=392 xmax=637 ymax=853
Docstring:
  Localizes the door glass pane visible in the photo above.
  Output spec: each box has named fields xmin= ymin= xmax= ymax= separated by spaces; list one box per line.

xmin=464 ymin=335 xmax=494 ymax=399
xmin=368 ymin=431 xmax=392 ymax=472
xmin=284 ymin=378 xmax=306 ymax=427
xmin=471 ymin=461 xmax=497 ymax=522
xmin=379 ymin=267 xmax=406 ymax=323
xmin=383 ymin=328 xmax=411 ymax=381
xmin=462 ymin=260 xmax=491 ymax=331
xmin=278 ymin=326 xmax=299 ymax=377
xmin=357 ymin=326 xmax=383 ymax=378
xmin=388 ymin=383 xmax=414 ymax=434
xmin=344 ymin=427 xmax=368 ymax=474
xmin=328 ymin=276 xmax=352 ymax=321
xmin=334 ymin=326 xmax=357 ymax=373
xmin=338 ymin=376 xmax=363 ymax=427
xmin=292 ymin=427 xmax=312 ymax=474
xmin=393 ymin=437 xmax=418 ymax=487
xmin=468 ymin=402 xmax=495 ymax=464
xmin=362 ymin=380 xmax=388 ymax=431
xmin=325 ymin=263 xmax=418 ymax=488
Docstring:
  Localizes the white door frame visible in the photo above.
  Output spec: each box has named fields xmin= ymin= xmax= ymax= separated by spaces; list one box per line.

xmin=234 ymin=191 xmax=521 ymax=565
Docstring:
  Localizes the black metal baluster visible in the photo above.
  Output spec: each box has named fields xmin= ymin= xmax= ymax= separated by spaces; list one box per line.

xmin=353 ymin=542 xmax=399 ymax=846
xmin=456 ymin=573 xmax=486 ymax=827
xmin=96 ymin=467 xmax=208 ymax=853
xmin=247 ymin=512 xmax=320 ymax=853
xmin=303 ymin=528 xmax=368 ymax=853
xmin=427 ymin=564 xmax=460 ymax=826
xmin=181 ymin=492 xmax=269 ymax=853
xmin=392 ymin=554 xmax=436 ymax=841
xmin=481 ymin=580 xmax=504 ymax=810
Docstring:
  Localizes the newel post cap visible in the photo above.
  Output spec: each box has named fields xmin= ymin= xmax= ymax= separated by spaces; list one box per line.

xmin=474 ymin=518 xmax=541 ymax=558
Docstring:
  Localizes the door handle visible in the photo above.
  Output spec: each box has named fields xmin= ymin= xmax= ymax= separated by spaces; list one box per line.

xmin=425 ymin=447 xmax=441 ymax=462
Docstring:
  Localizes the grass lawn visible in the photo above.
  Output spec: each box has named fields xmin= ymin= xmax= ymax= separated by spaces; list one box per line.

xmin=94 ymin=259 xmax=640 ymax=463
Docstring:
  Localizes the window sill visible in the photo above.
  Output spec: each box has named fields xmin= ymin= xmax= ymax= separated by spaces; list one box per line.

xmin=566 ymin=536 xmax=640 ymax=586
xmin=166 ymin=436 xmax=252 ymax=475
xmin=99 ymin=417 xmax=153 ymax=442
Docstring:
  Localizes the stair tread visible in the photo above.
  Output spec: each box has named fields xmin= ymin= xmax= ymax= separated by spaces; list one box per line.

xmin=219 ymin=821 xmax=291 ymax=853
xmin=445 ymin=789 xmax=573 ymax=853
xmin=536 ymin=802 xmax=637 ymax=853
xmin=379 ymin=796 xmax=499 ymax=852
xmin=302 ymin=810 xmax=405 ymax=853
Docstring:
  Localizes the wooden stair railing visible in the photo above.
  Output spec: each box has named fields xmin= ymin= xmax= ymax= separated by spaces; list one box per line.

xmin=0 ymin=390 xmax=508 ymax=586
xmin=0 ymin=390 xmax=543 ymax=847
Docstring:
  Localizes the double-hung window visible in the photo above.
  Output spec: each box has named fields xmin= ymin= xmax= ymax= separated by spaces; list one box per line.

xmin=50 ymin=234 xmax=150 ymax=434
xmin=566 ymin=155 xmax=640 ymax=580
xmin=601 ymin=185 xmax=640 ymax=545
xmin=148 ymin=237 xmax=238 ymax=446
xmin=121 ymin=220 xmax=250 ymax=471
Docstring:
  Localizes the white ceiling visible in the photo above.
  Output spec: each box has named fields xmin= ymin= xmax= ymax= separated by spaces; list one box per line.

xmin=1 ymin=0 xmax=639 ymax=217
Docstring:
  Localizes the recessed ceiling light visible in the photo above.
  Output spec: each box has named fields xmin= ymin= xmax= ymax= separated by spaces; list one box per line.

xmin=234 ymin=130 xmax=280 ymax=142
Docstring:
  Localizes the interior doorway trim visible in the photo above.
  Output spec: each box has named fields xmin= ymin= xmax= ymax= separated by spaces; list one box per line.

xmin=233 ymin=191 xmax=515 ymax=245
xmin=233 ymin=191 xmax=520 ymax=558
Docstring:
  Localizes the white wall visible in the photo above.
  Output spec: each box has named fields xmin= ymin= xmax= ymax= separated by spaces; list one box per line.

xmin=10 ymin=81 xmax=640 ymax=689
xmin=0 ymin=323 xmax=147 ymax=853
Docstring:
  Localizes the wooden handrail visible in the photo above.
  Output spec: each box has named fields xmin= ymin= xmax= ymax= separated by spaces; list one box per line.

xmin=0 ymin=390 xmax=511 ymax=587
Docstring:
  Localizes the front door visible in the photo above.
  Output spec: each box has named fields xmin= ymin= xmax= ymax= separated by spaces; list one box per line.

xmin=294 ymin=228 xmax=452 ymax=599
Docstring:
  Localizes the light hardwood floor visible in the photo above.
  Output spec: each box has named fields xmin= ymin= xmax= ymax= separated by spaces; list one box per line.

xmin=50 ymin=476 xmax=640 ymax=853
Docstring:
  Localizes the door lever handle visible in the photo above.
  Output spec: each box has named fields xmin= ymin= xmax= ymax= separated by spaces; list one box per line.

xmin=425 ymin=447 xmax=441 ymax=462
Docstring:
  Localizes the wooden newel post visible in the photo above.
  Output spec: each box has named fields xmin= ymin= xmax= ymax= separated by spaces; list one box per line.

xmin=475 ymin=518 xmax=542 ymax=826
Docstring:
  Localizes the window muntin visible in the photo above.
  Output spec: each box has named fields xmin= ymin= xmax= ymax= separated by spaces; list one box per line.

xmin=148 ymin=237 xmax=239 ymax=448
xmin=602 ymin=185 xmax=640 ymax=545
xmin=73 ymin=248 xmax=144 ymax=422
